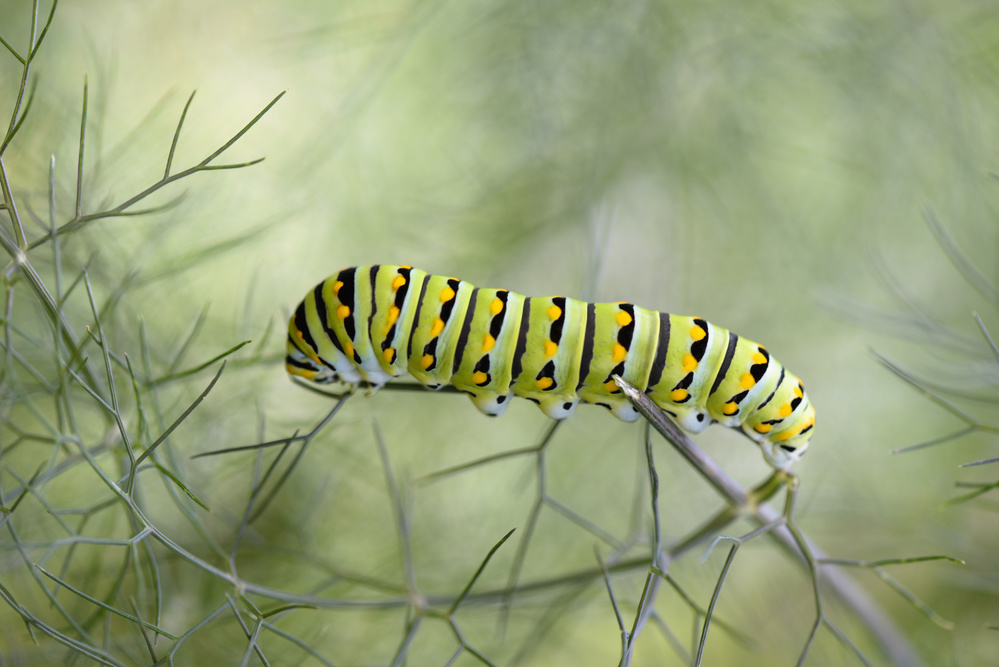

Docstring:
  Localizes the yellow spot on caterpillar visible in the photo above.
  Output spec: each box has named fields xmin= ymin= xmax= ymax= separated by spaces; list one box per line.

xmin=604 ymin=380 xmax=619 ymax=392
xmin=794 ymin=384 xmax=804 ymax=398
xmin=548 ymin=304 xmax=562 ymax=320
xmin=690 ymin=326 xmax=706 ymax=341
xmin=545 ymin=340 xmax=558 ymax=357
xmin=440 ymin=286 xmax=456 ymax=302
xmin=755 ymin=423 xmax=772 ymax=434
xmin=400 ymin=265 xmax=411 ymax=269
xmin=616 ymin=310 xmax=632 ymax=327
xmin=740 ymin=373 xmax=755 ymax=390
xmin=682 ymin=354 xmax=698 ymax=372
xmin=490 ymin=298 xmax=504 ymax=314
xmin=332 ymin=280 xmax=343 ymax=296
xmin=344 ymin=341 xmax=354 ymax=359
xmin=779 ymin=403 xmax=793 ymax=417
xmin=430 ymin=317 xmax=445 ymax=337
xmin=536 ymin=377 xmax=553 ymax=390
xmin=722 ymin=402 xmax=738 ymax=415
xmin=613 ymin=343 xmax=627 ymax=362
xmin=473 ymin=371 xmax=488 ymax=385
xmin=421 ymin=354 xmax=434 ymax=369
xmin=752 ymin=352 xmax=767 ymax=365
xmin=482 ymin=334 xmax=496 ymax=352
xmin=391 ymin=275 xmax=406 ymax=290
xmin=383 ymin=347 xmax=396 ymax=363
xmin=336 ymin=304 xmax=350 ymax=320
xmin=774 ymin=415 xmax=814 ymax=442
xmin=387 ymin=306 xmax=400 ymax=326
xmin=670 ymin=388 xmax=689 ymax=402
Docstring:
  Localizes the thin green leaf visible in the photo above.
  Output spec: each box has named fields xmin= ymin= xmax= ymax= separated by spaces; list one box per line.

xmin=973 ymin=312 xmax=999 ymax=362
xmin=28 ymin=91 xmax=285 ymax=248
xmin=873 ymin=351 xmax=999 ymax=434
xmin=150 ymin=461 xmax=210 ymax=511
xmin=449 ymin=529 xmax=515 ymax=615
xmin=924 ymin=208 xmax=999 ymax=304
xmin=961 ymin=457 xmax=999 ymax=467
xmin=165 ymin=90 xmax=196 ymax=177
xmin=35 ymin=566 xmax=178 ymax=639
xmin=26 ymin=0 xmax=58 ymax=62
xmin=944 ymin=480 xmax=999 ymax=506
xmin=259 ymin=604 xmax=318 ymax=619
xmin=74 ymin=76 xmax=87 ymax=217
xmin=820 ymin=555 xmax=965 ymax=567
xmin=134 ymin=360 xmax=227 ymax=471
xmin=874 ymin=567 xmax=954 ymax=630
xmin=0 ymin=33 xmax=24 ymax=63
xmin=893 ymin=427 xmax=977 ymax=455
xmin=151 ymin=340 xmax=249 ymax=386
xmin=166 ymin=302 xmax=210 ymax=375
xmin=2 ymin=76 xmax=37 ymax=153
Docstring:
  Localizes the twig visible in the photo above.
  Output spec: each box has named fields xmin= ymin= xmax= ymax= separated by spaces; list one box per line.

xmin=613 ymin=375 xmax=925 ymax=667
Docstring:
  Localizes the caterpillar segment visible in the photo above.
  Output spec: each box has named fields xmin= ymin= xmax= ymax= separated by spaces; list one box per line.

xmin=287 ymin=264 xmax=815 ymax=469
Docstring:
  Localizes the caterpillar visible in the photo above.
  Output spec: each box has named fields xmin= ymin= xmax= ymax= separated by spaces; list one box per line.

xmin=286 ymin=265 xmax=815 ymax=469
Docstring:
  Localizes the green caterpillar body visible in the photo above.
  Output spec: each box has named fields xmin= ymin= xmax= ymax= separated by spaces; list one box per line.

xmin=286 ymin=265 xmax=815 ymax=468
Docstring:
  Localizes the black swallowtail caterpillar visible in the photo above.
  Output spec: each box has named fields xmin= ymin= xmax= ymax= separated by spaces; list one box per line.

xmin=286 ymin=265 xmax=815 ymax=469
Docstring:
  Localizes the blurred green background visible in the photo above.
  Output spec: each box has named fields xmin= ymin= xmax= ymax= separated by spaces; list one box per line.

xmin=2 ymin=0 xmax=999 ymax=665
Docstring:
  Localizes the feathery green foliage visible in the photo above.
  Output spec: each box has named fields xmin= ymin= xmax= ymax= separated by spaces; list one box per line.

xmin=2 ymin=1 xmax=998 ymax=665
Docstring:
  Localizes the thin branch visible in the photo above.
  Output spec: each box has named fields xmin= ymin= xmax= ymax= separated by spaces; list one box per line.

xmin=448 ymin=528 xmax=516 ymax=615
xmin=28 ymin=91 xmax=286 ymax=249
xmin=873 ymin=351 xmax=999 ymax=434
xmin=613 ymin=375 xmax=925 ymax=667
xmin=924 ymin=208 xmax=999 ymax=304
xmin=973 ymin=312 xmax=999 ymax=362
xmin=132 ymin=361 xmax=227 ymax=486
xmin=75 ymin=76 xmax=87 ymax=217
xmin=165 ymin=90 xmax=196 ymax=178
xmin=374 ymin=420 xmax=417 ymax=596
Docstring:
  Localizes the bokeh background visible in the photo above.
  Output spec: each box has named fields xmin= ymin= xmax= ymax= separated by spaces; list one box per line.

xmin=2 ymin=0 xmax=998 ymax=665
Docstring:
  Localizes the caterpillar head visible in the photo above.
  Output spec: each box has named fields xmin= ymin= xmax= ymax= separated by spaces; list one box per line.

xmin=759 ymin=401 xmax=815 ymax=469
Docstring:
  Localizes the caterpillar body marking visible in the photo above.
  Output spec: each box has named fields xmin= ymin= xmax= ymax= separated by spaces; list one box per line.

xmin=286 ymin=265 xmax=815 ymax=469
